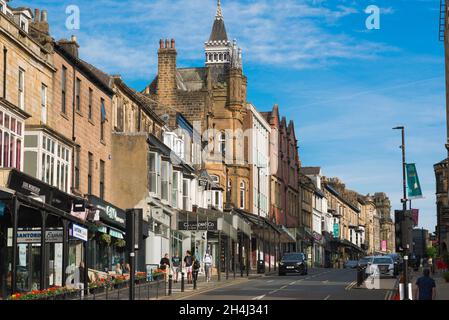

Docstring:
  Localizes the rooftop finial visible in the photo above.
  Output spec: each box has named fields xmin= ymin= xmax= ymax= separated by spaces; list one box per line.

xmin=216 ymin=0 xmax=223 ymax=19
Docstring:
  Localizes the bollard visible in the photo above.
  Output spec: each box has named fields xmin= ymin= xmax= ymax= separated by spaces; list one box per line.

xmin=181 ymin=272 xmax=185 ymax=292
xmin=168 ymin=274 xmax=173 ymax=296
xmin=193 ymin=271 xmax=198 ymax=290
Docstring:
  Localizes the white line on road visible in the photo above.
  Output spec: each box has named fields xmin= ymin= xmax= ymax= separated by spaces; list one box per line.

xmin=266 ymin=280 xmax=274 ymax=283
xmin=322 ymin=280 xmax=329 ymax=284
xmin=289 ymin=281 xmax=296 ymax=286
xmin=324 ymin=295 xmax=331 ymax=300
xmin=345 ymin=281 xmax=357 ymax=291
xmin=252 ymin=295 xmax=266 ymax=300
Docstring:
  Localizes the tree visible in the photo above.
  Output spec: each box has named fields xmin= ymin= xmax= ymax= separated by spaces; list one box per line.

xmin=427 ymin=247 xmax=437 ymax=259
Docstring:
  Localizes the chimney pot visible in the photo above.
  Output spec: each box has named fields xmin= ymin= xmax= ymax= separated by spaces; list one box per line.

xmin=41 ymin=9 xmax=47 ymax=22
xmin=159 ymin=39 xmax=163 ymax=49
xmin=34 ymin=9 xmax=40 ymax=22
xmin=165 ymin=39 xmax=169 ymax=48
xmin=171 ymin=39 xmax=175 ymax=49
xmin=71 ymin=35 xmax=77 ymax=43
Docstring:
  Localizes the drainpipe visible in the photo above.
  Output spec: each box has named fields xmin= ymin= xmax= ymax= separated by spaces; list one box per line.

xmin=3 ymin=47 xmax=7 ymax=99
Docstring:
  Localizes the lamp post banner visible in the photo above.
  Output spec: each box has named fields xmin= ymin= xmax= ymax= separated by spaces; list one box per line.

xmin=406 ymin=163 xmax=423 ymax=199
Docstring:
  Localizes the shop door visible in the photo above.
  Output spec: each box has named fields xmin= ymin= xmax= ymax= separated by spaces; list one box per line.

xmin=46 ymin=243 xmax=63 ymax=287
xmin=16 ymin=244 xmax=41 ymax=292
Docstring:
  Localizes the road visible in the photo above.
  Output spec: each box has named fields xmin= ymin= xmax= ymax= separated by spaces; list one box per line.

xmin=177 ymin=268 xmax=397 ymax=300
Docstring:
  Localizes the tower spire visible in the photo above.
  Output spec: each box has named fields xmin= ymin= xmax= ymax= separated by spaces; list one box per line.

xmin=216 ymin=0 xmax=223 ymax=20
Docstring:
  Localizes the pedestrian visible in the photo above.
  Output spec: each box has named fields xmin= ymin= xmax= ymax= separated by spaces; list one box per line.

xmin=114 ymin=263 xmax=123 ymax=275
xmin=192 ymin=256 xmax=200 ymax=285
xmin=428 ymin=256 xmax=434 ymax=275
xmin=160 ymin=253 xmax=171 ymax=282
xmin=171 ymin=253 xmax=181 ymax=283
xmin=204 ymin=251 xmax=213 ymax=282
xmin=123 ymin=263 xmax=131 ymax=275
xmin=77 ymin=261 xmax=86 ymax=298
xmin=184 ymin=250 xmax=193 ymax=284
xmin=415 ymin=269 xmax=436 ymax=300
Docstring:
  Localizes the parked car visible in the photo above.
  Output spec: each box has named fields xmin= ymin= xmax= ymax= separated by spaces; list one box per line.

xmin=279 ymin=252 xmax=308 ymax=276
xmin=358 ymin=256 xmax=373 ymax=268
xmin=344 ymin=260 xmax=359 ymax=269
xmin=387 ymin=253 xmax=403 ymax=273
xmin=365 ymin=256 xmax=395 ymax=278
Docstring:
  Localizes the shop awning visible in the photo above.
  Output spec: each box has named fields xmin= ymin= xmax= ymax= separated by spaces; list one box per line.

xmin=278 ymin=226 xmax=296 ymax=243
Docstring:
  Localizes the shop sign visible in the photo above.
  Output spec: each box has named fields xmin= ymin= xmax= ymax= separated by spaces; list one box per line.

xmin=178 ymin=221 xmax=217 ymax=231
xmin=72 ymin=224 xmax=88 ymax=241
xmin=333 ymin=223 xmax=340 ymax=238
xmin=381 ymin=240 xmax=387 ymax=252
xmin=17 ymin=230 xmax=63 ymax=243
xmin=88 ymin=195 xmax=126 ymax=226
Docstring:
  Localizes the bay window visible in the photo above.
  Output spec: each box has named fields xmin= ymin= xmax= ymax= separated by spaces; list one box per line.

xmin=182 ymin=179 xmax=190 ymax=210
xmin=161 ymin=161 xmax=170 ymax=202
xmin=24 ymin=132 xmax=71 ymax=192
xmin=149 ymin=152 xmax=161 ymax=196
xmin=0 ymin=109 xmax=24 ymax=170
xmin=172 ymin=170 xmax=180 ymax=208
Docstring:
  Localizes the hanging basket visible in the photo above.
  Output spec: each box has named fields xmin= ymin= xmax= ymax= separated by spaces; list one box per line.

xmin=100 ymin=233 xmax=112 ymax=246
xmin=115 ymin=239 xmax=126 ymax=248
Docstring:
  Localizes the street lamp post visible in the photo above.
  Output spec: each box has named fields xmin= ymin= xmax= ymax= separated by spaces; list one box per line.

xmin=393 ymin=126 xmax=411 ymax=300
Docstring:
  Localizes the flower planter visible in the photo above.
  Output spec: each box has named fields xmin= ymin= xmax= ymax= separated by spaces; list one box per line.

xmin=64 ymin=291 xmax=81 ymax=300
xmin=113 ymin=282 xmax=128 ymax=290
xmin=89 ymin=286 xmax=105 ymax=295
xmin=135 ymin=279 xmax=146 ymax=285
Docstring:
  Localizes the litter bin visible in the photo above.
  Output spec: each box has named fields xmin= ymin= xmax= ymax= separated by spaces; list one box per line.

xmin=257 ymin=260 xmax=265 ymax=274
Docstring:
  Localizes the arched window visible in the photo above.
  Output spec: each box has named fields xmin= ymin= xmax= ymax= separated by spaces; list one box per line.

xmin=240 ymin=181 xmax=246 ymax=209
xmin=219 ymin=53 xmax=223 ymax=61
xmin=214 ymin=53 xmax=218 ymax=61
xmin=219 ymin=131 xmax=226 ymax=156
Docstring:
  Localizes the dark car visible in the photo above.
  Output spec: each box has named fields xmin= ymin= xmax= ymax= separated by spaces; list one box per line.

xmin=279 ymin=253 xmax=308 ymax=276
xmin=344 ymin=260 xmax=359 ymax=269
xmin=387 ymin=253 xmax=403 ymax=273
xmin=358 ymin=256 xmax=373 ymax=268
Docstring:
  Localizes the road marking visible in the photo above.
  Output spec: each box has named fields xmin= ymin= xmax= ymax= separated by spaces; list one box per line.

xmin=345 ymin=281 xmax=357 ymax=291
xmin=176 ymin=279 xmax=249 ymax=300
xmin=289 ymin=281 xmax=296 ymax=286
xmin=269 ymin=290 xmax=278 ymax=294
xmin=280 ymin=285 xmax=288 ymax=290
xmin=266 ymin=280 xmax=274 ymax=283
xmin=252 ymin=295 xmax=266 ymax=300
xmin=322 ymin=280 xmax=329 ymax=284
xmin=324 ymin=295 xmax=331 ymax=300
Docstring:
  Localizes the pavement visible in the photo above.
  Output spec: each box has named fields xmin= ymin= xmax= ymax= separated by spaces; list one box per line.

xmin=75 ymin=268 xmax=399 ymax=300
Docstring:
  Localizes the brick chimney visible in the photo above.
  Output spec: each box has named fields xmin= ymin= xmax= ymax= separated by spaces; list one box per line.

xmin=57 ymin=35 xmax=80 ymax=59
xmin=157 ymin=38 xmax=177 ymax=108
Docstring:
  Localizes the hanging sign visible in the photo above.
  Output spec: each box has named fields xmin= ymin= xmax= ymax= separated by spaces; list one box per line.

xmin=72 ymin=224 xmax=88 ymax=241
xmin=406 ymin=163 xmax=423 ymax=199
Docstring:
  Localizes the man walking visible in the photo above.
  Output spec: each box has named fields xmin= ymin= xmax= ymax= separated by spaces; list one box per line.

xmin=184 ymin=251 xmax=193 ymax=284
xmin=415 ymin=269 xmax=436 ymax=300
xmin=171 ymin=253 xmax=181 ymax=283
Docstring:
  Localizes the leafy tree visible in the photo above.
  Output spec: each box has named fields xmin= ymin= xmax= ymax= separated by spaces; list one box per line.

xmin=426 ymin=247 xmax=437 ymax=259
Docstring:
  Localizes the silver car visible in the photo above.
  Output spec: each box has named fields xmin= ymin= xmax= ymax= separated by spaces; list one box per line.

xmin=365 ymin=256 xmax=395 ymax=278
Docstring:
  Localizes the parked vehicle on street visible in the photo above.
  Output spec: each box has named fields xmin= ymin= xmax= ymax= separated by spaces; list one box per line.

xmin=386 ymin=253 xmax=403 ymax=273
xmin=358 ymin=256 xmax=373 ymax=268
xmin=365 ymin=256 xmax=395 ymax=278
xmin=344 ymin=260 xmax=359 ymax=269
xmin=279 ymin=253 xmax=308 ymax=276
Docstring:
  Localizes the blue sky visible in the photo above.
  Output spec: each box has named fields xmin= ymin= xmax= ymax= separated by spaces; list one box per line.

xmin=16 ymin=0 xmax=446 ymax=232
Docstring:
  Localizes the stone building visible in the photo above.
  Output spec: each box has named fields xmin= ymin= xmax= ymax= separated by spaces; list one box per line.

xmin=142 ymin=1 xmax=282 ymax=271
xmin=434 ymin=159 xmax=449 ymax=254
xmin=373 ymin=192 xmax=395 ymax=254
xmin=262 ymin=105 xmax=301 ymax=251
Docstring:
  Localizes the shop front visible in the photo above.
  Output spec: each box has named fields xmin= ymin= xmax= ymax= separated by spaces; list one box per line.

xmin=87 ymin=195 xmax=129 ymax=273
xmin=0 ymin=169 xmax=91 ymax=299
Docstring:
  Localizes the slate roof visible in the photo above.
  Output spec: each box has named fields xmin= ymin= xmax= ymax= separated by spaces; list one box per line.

xmin=209 ymin=17 xmax=228 ymax=42
xmin=300 ymin=167 xmax=321 ymax=176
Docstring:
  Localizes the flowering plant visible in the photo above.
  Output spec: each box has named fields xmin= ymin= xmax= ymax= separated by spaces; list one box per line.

xmin=113 ymin=275 xmax=127 ymax=284
xmin=89 ymin=277 xmax=112 ymax=289
xmin=9 ymin=286 xmax=68 ymax=300
xmin=136 ymin=272 xmax=147 ymax=280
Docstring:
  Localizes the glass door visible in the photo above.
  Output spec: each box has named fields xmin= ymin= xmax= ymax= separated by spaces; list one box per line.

xmin=15 ymin=244 xmax=41 ymax=292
